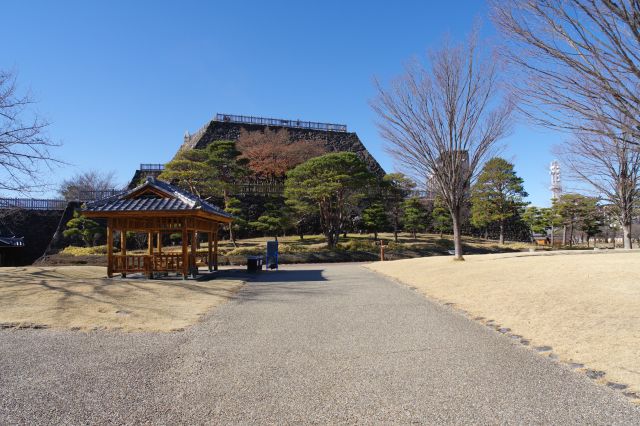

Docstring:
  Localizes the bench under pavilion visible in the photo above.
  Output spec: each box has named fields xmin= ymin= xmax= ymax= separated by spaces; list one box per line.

xmin=82 ymin=177 xmax=233 ymax=279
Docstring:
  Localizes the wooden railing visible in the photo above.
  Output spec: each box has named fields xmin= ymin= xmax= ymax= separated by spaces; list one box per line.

xmin=113 ymin=255 xmax=151 ymax=274
xmin=151 ymin=253 xmax=184 ymax=272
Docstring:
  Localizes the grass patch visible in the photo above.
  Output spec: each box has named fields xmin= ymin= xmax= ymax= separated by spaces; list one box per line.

xmin=367 ymin=250 xmax=640 ymax=396
xmin=0 ymin=266 xmax=244 ymax=332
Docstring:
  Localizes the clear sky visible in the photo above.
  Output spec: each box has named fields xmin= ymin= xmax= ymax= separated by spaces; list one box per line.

xmin=1 ymin=0 xmax=564 ymax=206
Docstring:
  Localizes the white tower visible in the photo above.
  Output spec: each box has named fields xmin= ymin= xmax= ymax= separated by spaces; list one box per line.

xmin=550 ymin=160 xmax=562 ymax=200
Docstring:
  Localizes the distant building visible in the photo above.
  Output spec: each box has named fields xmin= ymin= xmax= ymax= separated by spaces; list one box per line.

xmin=550 ymin=160 xmax=562 ymax=200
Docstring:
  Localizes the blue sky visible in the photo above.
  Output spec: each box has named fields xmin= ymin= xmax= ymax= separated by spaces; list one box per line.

xmin=1 ymin=1 xmax=563 ymax=206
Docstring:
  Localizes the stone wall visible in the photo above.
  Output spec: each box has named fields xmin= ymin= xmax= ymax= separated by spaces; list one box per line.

xmin=181 ymin=120 xmax=385 ymax=178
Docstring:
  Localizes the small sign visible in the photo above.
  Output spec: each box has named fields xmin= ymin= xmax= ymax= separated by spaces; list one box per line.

xmin=266 ymin=240 xmax=278 ymax=270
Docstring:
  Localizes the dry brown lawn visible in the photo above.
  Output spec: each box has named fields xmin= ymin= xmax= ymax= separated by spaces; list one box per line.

xmin=0 ymin=266 xmax=243 ymax=332
xmin=366 ymin=250 xmax=640 ymax=395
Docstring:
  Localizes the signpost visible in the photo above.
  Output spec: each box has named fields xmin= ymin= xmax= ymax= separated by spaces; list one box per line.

xmin=266 ymin=240 xmax=279 ymax=270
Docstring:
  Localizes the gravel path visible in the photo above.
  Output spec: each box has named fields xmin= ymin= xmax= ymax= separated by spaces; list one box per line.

xmin=1 ymin=263 xmax=639 ymax=424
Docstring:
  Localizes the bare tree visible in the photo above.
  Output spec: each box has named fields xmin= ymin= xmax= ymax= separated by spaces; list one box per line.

xmin=557 ymin=122 xmax=640 ymax=248
xmin=492 ymin=0 xmax=640 ymax=145
xmin=372 ymin=35 xmax=514 ymax=260
xmin=59 ymin=170 xmax=120 ymax=200
xmin=0 ymin=69 xmax=59 ymax=193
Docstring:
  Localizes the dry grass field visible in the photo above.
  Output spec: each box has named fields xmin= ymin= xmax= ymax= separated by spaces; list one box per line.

xmin=366 ymin=250 xmax=640 ymax=395
xmin=0 ymin=266 xmax=244 ymax=332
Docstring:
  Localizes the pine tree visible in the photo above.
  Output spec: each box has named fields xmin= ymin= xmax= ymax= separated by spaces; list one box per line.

xmin=63 ymin=211 xmax=103 ymax=247
xmin=471 ymin=158 xmax=528 ymax=245
xmin=432 ymin=196 xmax=452 ymax=238
xmin=250 ymin=202 xmax=291 ymax=240
xmin=362 ymin=201 xmax=388 ymax=240
xmin=402 ymin=197 xmax=428 ymax=239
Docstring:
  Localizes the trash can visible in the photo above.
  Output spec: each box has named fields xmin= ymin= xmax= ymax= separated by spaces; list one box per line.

xmin=247 ymin=255 xmax=263 ymax=272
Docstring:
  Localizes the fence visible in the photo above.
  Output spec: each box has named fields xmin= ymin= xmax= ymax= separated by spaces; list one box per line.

xmin=0 ymin=198 xmax=68 ymax=211
xmin=140 ymin=164 xmax=165 ymax=171
xmin=77 ymin=190 xmax=123 ymax=201
xmin=215 ymin=113 xmax=347 ymax=132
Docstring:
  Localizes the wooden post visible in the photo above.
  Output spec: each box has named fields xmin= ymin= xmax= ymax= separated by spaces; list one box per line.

xmin=121 ymin=229 xmax=127 ymax=278
xmin=148 ymin=232 xmax=153 ymax=255
xmin=191 ymin=230 xmax=197 ymax=278
xmin=147 ymin=231 xmax=153 ymax=278
xmin=106 ymin=219 xmax=113 ymax=278
xmin=156 ymin=231 xmax=162 ymax=253
xmin=181 ymin=221 xmax=188 ymax=279
xmin=207 ymin=231 xmax=213 ymax=272
xmin=214 ymin=224 xmax=219 ymax=271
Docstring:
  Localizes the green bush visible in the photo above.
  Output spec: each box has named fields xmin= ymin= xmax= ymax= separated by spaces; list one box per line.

xmin=61 ymin=245 xmax=108 ymax=256
xmin=337 ymin=239 xmax=376 ymax=252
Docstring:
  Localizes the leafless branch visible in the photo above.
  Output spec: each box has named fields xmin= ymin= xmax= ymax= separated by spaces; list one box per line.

xmin=0 ymin=69 xmax=61 ymax=194
xmin=371 ymin=33 xmax=514 ymax=259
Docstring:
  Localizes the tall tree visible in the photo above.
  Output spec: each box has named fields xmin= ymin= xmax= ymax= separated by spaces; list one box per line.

xmin=58 ymin=170 xmax=119 ymax=201
xmin=0 ymin=69 xmax=60 ymax=193
xmin=159 ymin=149 xmax=216 ymax=198
xmin=470 ymin=158 xmax=528 ymax=245
xmin=382 ymin=173 xmax=416 ymax=242
xmin=372 ymin=33 xmax=514 ymax=260
xmin=250 ymin=201 xmax=291 ymax=240
xmin=206 ymin=140 xmax=250 ymax=246
xmin=493 ymin=0 xmax=640 ymax=146
xmin=362 ymin=201 xmax=388 ymax=240
xmin=285 ymin=152 xmax=373 ymax=248
xmin=237 ymin=128 xmax=326 ymax=178
xmin=553 ymin=193 xmax=601 ymax=247
xmin=557 ymin=130 xmax=640 ymax=249
xmin=522 ymin=206 xmax=547 ymax=236
xmin=431 ymin=196 xmax=452 ymax=238
xmin=402 ymin=197 xmax=429 ymax=239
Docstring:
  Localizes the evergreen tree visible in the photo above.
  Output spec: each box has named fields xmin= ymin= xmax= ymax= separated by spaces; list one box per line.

xmin=250 ymin=202 xmax=291 ymax=240
xmin=382 ymin=173 xmax=416 ymax=242
xmin=432 ymin=196 xmax=452 ymax=238
xmin=471 ymin=158 xmax=528 ymax=244
xmin=402 ymin=197 xmax=428 ymax=239
xmin=285 ymin=152 xmax=373 ymax=248
xmin=554 ymin=194 xmax=602 ymax=247
xmin=522 ymin=206 xmax=547 ymax=236
xmin=206 ymin=140 xmax=250 ymax=246
xmin=158 ymin=149 xmax=215 ymax=198
xmin=224 ymin=197 xmax=248 ymax=241
xmin=63 ymin=211 xmax=103 ymax=247
xmin=362 ymin=201 xmax=388 ymax=240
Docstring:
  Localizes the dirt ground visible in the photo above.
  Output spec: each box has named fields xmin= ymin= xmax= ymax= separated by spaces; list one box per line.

xmin=0 ymin=266 xmax=244 ymax=332
xmin=366 ymin=250 xmax=640 ymax=395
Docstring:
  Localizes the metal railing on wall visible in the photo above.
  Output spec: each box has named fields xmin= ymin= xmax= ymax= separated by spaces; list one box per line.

xmin=140 ymin=164 xmax=165 ymax=171
xmin=215 ymin=113 xmax=347 ymax=132
xmin=0 ymin=198 xmax=68 ymax=211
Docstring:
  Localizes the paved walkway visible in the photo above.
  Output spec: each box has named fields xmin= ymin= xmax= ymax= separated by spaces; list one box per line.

xmin=1 ymin=264 xmax=639 ymax=424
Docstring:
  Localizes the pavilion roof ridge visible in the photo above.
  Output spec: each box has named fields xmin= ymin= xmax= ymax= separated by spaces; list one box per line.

xmin=83 ymin=177 xmax=232 ymax=219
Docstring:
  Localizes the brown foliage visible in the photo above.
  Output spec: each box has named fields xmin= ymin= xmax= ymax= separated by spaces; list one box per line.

xmin=237 ymin=128 xmax=326 ymax=178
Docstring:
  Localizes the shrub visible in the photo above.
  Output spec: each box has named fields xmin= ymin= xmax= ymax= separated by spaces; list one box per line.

xmin=61 ymin=245 xmax=108 ymax=256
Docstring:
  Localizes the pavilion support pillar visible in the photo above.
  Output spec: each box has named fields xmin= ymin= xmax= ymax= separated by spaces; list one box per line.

xmin=214 ymin=224 xmax=219 ymax=271
xmin=121 ymin=229 xmax=127 ymax=278
xmin=156 ymin=231 xmax=162 ymax=253
xmin=106 ymin=219 xmax=113 ymax=278
xmin=191 ymin=230 xmax=198 ymax=278
xmin=147 ymin=232 xmax=154 ymax=279
xmin=148 ymin=232 xmax=153 ymax=255
xmin=207 ymin=232 xmax=213 ymax=272
xmin=181 ymin=221 xmax=188 ymax=279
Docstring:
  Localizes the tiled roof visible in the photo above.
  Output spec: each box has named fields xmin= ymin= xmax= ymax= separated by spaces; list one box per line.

xmin=83 ymin=177 xmax=232 ymax=219
xmin=0 ymin=236 xmax=25 ymax=247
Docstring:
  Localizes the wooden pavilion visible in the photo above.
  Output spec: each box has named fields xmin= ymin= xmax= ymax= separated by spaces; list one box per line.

xmin=82 ymin=177 xmax=233 ymax=279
